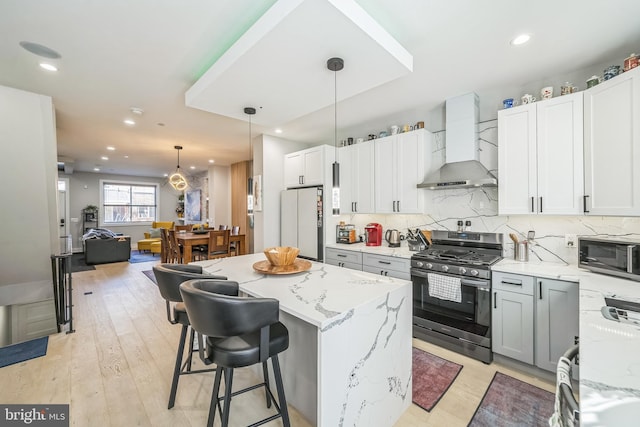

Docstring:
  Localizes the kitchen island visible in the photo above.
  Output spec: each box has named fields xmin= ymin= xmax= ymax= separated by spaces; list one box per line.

xmin=193 ymin=253 xmax=412 ymax=427
xmin=493 ymin=259 xmax=640 ymax=426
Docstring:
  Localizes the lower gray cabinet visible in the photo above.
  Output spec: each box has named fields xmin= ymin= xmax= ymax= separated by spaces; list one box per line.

xmin=535 ymin=277 xmax=580 ymax=373
xmin=325 ymin=247 xmax=362 ymax=270
xmin=362 ymin=253 xmax=410 ymax=280
xmin=492 ymin=271 xmax=579 ymax=373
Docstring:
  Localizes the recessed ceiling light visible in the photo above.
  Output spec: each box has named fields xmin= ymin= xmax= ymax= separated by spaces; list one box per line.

xmin=190 ymin=166 xmax=196 ymax=170
xmin=130 ymin=107 xmax=144 ymax=115
xmin=39 ymin=63 xmax=58 ymax=72
xmin=163 ymin=173 xmax=168 ymax=177
xmin=510 ymin=34 xmax=531 ymax=46
xmin=275 ymin=128 xmax=283 ymax=134
xmin=101 ymin=156 xmax=109 ymax=161
xmin=124 ymin=155 xmax=129 ymax=159
xmin=106 ymin=146 xmax=115 ymax=151
xmin=19 ymin=41 xmax=61 ymax=58
xmin=123 ymin=119 xmax=135 ymax=126
xmin=208 ymin=159 xmax=215 ymax=164
xmin=93 ymin=167 xmax=100 ymax=172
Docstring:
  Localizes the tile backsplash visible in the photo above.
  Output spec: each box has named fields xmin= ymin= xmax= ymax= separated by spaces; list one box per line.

xmin=337 ymin=121 xmax=640 ymax=265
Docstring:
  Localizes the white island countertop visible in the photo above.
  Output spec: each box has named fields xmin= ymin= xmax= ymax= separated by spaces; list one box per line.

xmin=493 ymin=259 xmax=640 ymax=426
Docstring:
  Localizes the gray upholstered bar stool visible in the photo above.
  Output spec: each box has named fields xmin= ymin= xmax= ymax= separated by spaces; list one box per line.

xmin=179 ymin=279 xmax=291 ymax=427
xmin=152 ymin=264 xmax=231 ymax=409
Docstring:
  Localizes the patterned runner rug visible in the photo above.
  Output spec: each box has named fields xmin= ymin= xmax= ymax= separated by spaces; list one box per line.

xmin=412 ymin=347 xmax=463 ymax=412
xmin=468 ymin=371 xmax=554 ymax=426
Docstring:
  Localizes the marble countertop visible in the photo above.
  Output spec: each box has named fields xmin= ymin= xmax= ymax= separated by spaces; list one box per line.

xmin=493 ymin=259 xmax=640 ymax=425
xmin=193 ymin=253 xmax=411 ymax=329
xmin=326 ymin=242 xmax=416 ymax=259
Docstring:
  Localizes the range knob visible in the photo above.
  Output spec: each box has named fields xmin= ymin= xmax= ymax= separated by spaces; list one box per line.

xmin=470 ymin=269 xmax=479 ymax=276
xmin=415 ymin=261 xmax=424 ymax=267
xmin=425 ymin=263 xmax=433 ymax=269
xmin=459 ymin=267 xmax=467 ymax=275
xmin=441 ymin=265 xmax=449 ymax=272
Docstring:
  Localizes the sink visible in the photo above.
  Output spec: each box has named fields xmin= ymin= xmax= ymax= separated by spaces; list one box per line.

xmin=582 ymin=398 xmax=640 ymax=426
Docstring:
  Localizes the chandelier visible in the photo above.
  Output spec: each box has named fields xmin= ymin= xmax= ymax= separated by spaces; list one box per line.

xmin=169 ymin=145 xmax=188 ymax=191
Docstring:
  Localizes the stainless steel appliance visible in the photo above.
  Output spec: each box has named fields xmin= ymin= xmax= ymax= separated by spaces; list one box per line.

xmin=579 ymin=237 xmax=640 ymax=281
xmin=385 ymin=229 xmax=401 ymax=247
xmin=280 ymin=187 xmax=323 ymax=261
xmin=411 ymin=230 xmax=503 ymax=363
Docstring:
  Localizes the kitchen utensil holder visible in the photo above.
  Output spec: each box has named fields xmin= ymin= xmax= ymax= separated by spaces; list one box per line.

xmin=514 ymin=241 xmax=529 ymax=262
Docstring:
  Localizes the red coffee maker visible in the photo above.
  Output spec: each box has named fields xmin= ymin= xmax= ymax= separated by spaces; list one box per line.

xmin=365 ymin=223 xmax=383 ymax=246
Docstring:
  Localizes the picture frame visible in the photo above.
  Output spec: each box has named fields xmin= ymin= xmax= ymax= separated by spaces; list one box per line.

xmin=185 ymin=189 xmax=201 ymax=221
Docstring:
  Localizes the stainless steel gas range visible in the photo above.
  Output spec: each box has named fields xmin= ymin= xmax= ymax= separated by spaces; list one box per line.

xmin=411 ymin=230 xmax=504 ymax=363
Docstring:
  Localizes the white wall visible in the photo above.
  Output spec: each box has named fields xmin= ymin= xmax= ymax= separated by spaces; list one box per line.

xmin=208 ymin=164 xmax=231 ymax=227
xmin=0 ymin=85 xmax=58 ymax=303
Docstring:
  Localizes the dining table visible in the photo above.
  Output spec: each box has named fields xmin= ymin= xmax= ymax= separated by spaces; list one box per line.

xmin=175 ymin=231 xmax=246 ymax=263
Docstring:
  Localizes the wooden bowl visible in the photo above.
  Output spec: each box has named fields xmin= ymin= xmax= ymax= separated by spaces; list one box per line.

xmin=263 ymin=246 xmax=300 ymax=266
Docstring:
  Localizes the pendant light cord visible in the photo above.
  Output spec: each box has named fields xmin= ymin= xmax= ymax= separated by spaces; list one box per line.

xmin=334 ymin=66 xmax=337 ymax=161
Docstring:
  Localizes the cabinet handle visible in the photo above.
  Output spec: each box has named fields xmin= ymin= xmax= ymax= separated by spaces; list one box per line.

xmin=539 ymin=197 xmax=543 ymax=213
xmin=392 ymin=201 xmax=396 ymax=212
xmin=531 ymin=197 xmax=535 ymax=213
xmin=397 ymin=200 xmax=400 ymax=212
xmin=337 ymin=254 xmax=346 ymax=258
xmin=354 ymin=202 xmax=357 ymax=212
xmin=539 ymin=280 xmax=542 ymax=299
xmin=378 ymin=260 xmax=391 ymax=265
xmin=494 ymin=292 xmax=497 ymax=309
xmin=380 ymin=270 xmax=384 ymax=275
xmin=501 ymin=280 xmax=522 ymax=286
xmin=583 ymin=195 xmax=590 ymax=213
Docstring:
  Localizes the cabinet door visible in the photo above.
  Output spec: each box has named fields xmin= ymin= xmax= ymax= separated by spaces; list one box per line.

xmin=302 ymin=147 xmax=324 ymax=186
xmin=339 ymin=145 xmax=355 ymax=213
xmin=395 ymin=130 xmax=424 ymax=213
xmin=492 ymin=290 xmax=534 ymax=364
xmin=584 ymin=68 xmax=640 ymax=215
xmin=374 ymin=136 xmax=397 ymax=213
xmin=535 ymin=278 xmax=579 ymax=373
xmin=284 ymin=152 xmax=303 ymax=188
xmin=498 ymin=105 xmax=537 ymax=214
xmin=536 ymin=93 xmax=584 ymax=215
xmin=353 ymin=142 xmax=375 ymax=213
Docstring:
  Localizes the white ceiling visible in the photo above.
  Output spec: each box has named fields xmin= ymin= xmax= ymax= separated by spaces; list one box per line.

xmin=1 ymin=0 xmax=639 ymax=178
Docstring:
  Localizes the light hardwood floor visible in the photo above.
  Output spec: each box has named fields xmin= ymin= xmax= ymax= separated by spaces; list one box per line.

xmin=0 ymin=259 xmax=555 ymax=426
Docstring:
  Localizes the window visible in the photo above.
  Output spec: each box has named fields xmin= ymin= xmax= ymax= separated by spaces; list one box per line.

xmin=100 ymin=180 xmax=158 ymax=224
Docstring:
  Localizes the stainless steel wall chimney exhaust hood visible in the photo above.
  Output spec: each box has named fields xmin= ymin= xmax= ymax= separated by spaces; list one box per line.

xmin=418 ymin=93 xmax=497 ymax=190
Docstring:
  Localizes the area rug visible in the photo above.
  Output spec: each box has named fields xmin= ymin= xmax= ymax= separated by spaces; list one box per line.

xmin=70 ymin=253 xmax=96 ymax=272
xmin=412 ymin=347 xmax=463 ymax=412
xmin=468 ymin=372 xmax=555 ymax=427
xmin=142 ymin=270 xmax=157 ymax=285
xmin=129 ymin=252 xmax=159 ymax=263
xmin=0 ymin=336 xmax=49 ymax=368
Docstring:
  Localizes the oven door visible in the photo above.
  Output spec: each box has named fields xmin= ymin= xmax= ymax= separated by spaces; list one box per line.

xmin=411 ymin=268 xmax=491 ymax=340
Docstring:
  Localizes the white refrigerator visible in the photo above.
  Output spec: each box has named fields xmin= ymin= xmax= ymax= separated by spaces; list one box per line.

xmin=280 ymin=186 xmax=323 ymax=261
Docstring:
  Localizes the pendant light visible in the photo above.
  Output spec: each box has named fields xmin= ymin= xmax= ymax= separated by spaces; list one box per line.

xmin=245 ymin=107 xmax=256 ymax=216
xmin=328 ymin=57 xmax=344 ymax=216
xmin=169 ymin=145 xmax=188 ymax=191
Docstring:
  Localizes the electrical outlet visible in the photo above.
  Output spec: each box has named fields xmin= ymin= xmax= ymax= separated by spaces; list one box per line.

xmin=565 ymin=234 xmax=577 ymax=248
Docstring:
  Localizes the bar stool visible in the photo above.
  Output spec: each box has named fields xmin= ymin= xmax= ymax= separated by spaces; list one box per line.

xmin=152 ymin=264 xmax=232 ymax=409
xmin=179 ymin=279 xmax=291 ymax=427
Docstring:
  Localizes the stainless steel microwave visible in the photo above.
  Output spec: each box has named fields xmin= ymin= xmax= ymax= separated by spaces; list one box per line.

xmin=579 ymin=237 xmax=640 ymax=281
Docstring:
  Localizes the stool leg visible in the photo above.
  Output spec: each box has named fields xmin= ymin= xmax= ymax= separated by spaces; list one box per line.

xmin=208 ymin=367 xmax=223 ymax=427
xmin=272 ymin=355 xmax=290 ymax=427
xmin=221 ymin=368 xmax=234 ymax=427
xmin=168 ymin=324 xmax=188 ymax=409
xmin=185 ymin=328 xmax=195 ymax=372
xmin=262 ymin=361 xmax=272 ymax=408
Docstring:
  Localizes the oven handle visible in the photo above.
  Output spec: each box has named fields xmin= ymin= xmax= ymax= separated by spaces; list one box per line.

xmin=411 ymin=269 xmax=489 ymax=288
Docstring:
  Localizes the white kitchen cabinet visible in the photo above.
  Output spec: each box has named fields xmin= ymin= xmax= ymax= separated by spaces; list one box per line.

xmin=374 ymin=129 xmax=431 ymax=214
xmin=535 ymin=277 xmax=579 ymax=373
xmin=492 ymin=271 xmax=579 ymax=373
xmin=583 ymin=66 xmax=640 ymax=215
xmin=492 ymin=272 xmax=535 ymax=364
xmin=339 ymin=142 xmax=375 ymax=213
xmin=498 ymin=92 xmax=584 ymax=215
xmin=325 ymin=247 xmax=362 ymax=270
xmin=284 ymin=145 xmax=327 ymax=188
xmin=362 ymin=253 xmax=410 ymax=280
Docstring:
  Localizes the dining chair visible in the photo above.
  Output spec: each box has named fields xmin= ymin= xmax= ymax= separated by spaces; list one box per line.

xmin=179 ymin=279 xmax=291 ymax=427
xmin=218 ymin=225 xmax=228 ymax=230
xmin=167 ymin=229 xmax=183 ymax=263
xmin=175 ymin=224 xmax=193 ymax=232
xmin=229 ymin=226 xmax=240 ymax=256
xmin=207 ymin=229 xmax=231 ymax=260
xmin=151 ymin=264 xmax=230 ymax=409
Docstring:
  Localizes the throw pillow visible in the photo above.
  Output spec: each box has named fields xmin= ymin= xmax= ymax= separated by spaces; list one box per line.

xmin=149 ymin=228 xmax=161 ymax=238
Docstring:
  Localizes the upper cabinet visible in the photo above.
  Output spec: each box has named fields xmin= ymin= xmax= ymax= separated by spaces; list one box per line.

xmin=339 ymin=142 xmax=375 ymax=214
xmin=498 ymin=92 xmax=584 ymax=215
xmin=583 ymin=67 xmax=640 ymax=216
xmin=284 ymin=145 xmax=327 ymax=188
xmin=374 ymin=129 xmax=431 ymax=213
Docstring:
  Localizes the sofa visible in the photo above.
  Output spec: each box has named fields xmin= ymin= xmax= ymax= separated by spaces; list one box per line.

xmin=136 ymin=221 xmax=175 ymax=252
xmin=85 ymin=236 xmax=131 ymax=265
